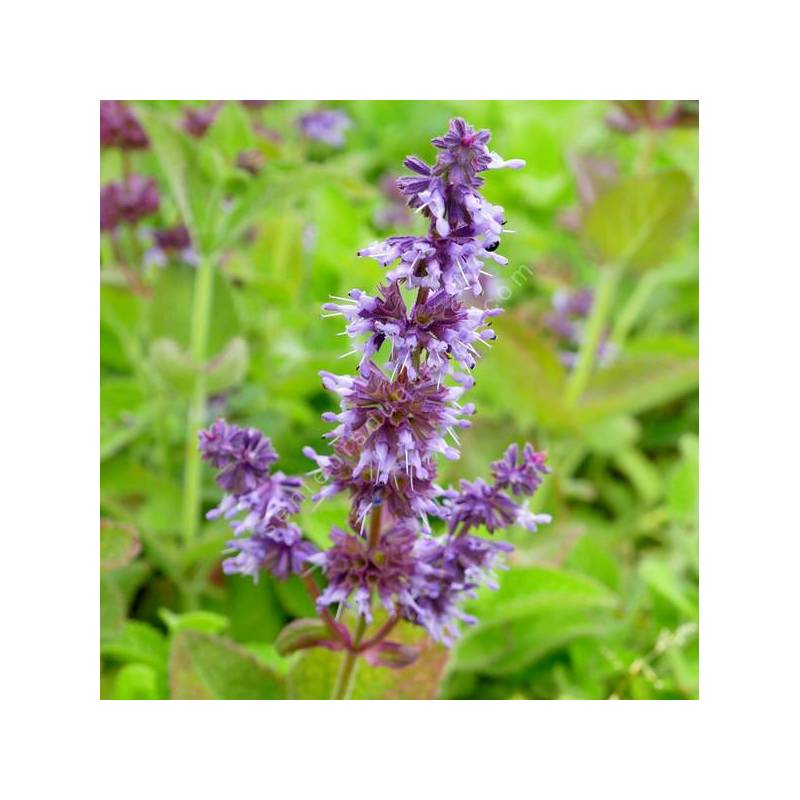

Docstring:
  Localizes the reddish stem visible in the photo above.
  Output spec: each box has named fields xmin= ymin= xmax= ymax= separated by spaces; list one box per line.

xmin=357 ymin=614 xmax=400 ymax=653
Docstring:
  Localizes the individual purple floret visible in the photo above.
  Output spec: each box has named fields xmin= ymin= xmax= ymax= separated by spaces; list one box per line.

xmin=298 ymin=109 xmax=351 ymax=147
xmin=100 ymin=176 xmax=160 ymax=231
xmin=100 ymin=100 xmax=149 ymax=150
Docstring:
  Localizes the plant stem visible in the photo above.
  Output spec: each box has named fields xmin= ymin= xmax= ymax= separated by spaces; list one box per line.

xmin=180 ymin=251 xmax=216 ymax=545
xmin=564 ymin=265 xmax=621 ymax=408
xmin=357 ymin=614 xmax=399 ymax=653
xmin=329 ymin=505 xmax=385 ymax=698
xmin=610 ymin=271 xmax=659 ymax=349
xmin=332 ymin=616 xmax=368 ymax=700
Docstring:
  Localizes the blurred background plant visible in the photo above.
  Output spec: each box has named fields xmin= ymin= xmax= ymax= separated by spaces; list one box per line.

xmin=100 ymin=100 xmax=698 ymax=700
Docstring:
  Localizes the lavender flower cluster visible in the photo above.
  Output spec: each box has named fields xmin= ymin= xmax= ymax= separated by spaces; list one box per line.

xmin=200 ymin=118 xmax=551 ymax=647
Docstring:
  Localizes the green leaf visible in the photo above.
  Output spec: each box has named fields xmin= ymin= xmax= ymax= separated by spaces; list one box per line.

xmin=240 ymin=643 xmax=295 ymax=676
xmin=112 ymin=663 xmax=161 ymax=700
xmin=169 ymin=630 xmax=286 ymax=699
xmin=100 ymin=520 xmax=141 ymax=571
xmin=149 ymin=338 xmax=197 ymax=392
xmin=612 ymin=448 xmax=664 ymax=504
xmin=466 ymin=566 xmax=618 ymax=624
xmin=149 ymin=336 xmax=249 ymax=394
xmin=566 ymin=536 xmax=622 ymax=592
xmin=577 ymin=353 xmax=698 ymax=423
xmin=204 ymin=102 xmax=255 ymax=160
xmin=471 ymin=310 xmax=570 ymax=431
xmin=275 ymin=618 xmax=331 ymax=656
xmin=580 ymin=415 xmax=640 ymax=455
xmin=667 ymin=433 xmax=699 ymax=521
xmin=101 ymin=621 xmax=168 ymax=671
xmin=273 ymin=575 xmax=317 ymax=618
xmin=100 ymin=380 xmax=155 ymax=462
xmin=224 ymin=573 xmax=285 ymax=643
xmin=159 ymin=609 xmax=230 ymax=636
xmin=582 ymin=170 xmax=694 ymax=269
xmin=640 ymin=558 xmax=698 ymax=620
xmin=136 ymin=109 xmax=199 ymax=240
xmin=205 ymin=337 xmax=249 ymax=393
xmin=453 ymin=605 xmax=613 ymax=676
xmin=453 ymin=567 xmax=619 ymax=676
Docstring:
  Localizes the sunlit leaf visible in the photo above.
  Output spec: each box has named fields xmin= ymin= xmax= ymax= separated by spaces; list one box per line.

xmin=112 ymin=663 xmax=162 ymax=700
xmin=101 ymin=621 xmax=168 ymax=671
xmin=577 ymin=353 xmax=698 ymax=423
xmin=169 ymin=630 xmax=286 ymax=699
xmin=583 ymin=170 xmax=694 ymax=269
xmin=453 ymin=567 xmax=619 ymax=675
xmin=159 ymin=609 xmax=230 ymax=636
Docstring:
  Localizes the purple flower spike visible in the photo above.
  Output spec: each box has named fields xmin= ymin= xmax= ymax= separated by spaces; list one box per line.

xmin=201 ymin=118 xmax=552 ymax=643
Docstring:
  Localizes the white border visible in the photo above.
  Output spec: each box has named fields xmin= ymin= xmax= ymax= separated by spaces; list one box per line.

xmin=3 ymin=1 xmax=799 ymax=796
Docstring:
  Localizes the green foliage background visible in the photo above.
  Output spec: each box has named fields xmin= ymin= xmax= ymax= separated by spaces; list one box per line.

xmin=101 ymin=100 xmax=698 ymax=700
